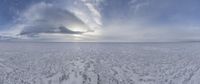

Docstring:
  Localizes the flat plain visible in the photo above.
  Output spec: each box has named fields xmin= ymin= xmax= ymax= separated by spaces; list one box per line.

xmin=0 ymin=42 xmax=200 ymax=84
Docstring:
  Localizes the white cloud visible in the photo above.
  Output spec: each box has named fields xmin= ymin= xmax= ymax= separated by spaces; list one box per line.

xmin=0 ymin=1 xmax=103 ymax=41
xmin=64 ymin=0 xmax=103 ymax=29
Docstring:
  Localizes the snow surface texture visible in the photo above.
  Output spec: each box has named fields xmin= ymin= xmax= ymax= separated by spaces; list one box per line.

xmin=0 ymin=42 xmax=200 ymax=84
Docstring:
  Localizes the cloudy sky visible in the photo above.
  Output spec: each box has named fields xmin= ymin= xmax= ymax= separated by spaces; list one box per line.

xmin=0 ymin=0 xmax=200 ymax=42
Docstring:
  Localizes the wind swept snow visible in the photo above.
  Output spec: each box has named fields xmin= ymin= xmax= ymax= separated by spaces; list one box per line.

xmin=0 ymin=42 xmax=200 ymax=84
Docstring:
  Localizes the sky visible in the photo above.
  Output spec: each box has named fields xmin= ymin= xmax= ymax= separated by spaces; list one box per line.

xmin=0 ymin=0 xmax=200 ymax=42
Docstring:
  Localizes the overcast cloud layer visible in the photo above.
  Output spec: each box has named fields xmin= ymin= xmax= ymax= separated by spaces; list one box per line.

xmin=0 ymin=0 xmax=200 ymax=42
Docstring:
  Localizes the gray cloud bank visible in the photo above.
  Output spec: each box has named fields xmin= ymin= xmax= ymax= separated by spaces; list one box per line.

xmin=20 ymin=26 xmax=84 ymax=36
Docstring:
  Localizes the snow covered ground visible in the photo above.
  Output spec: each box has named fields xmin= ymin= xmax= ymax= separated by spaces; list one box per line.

xmin=0 ymin=42 xmax=200 ymax=84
